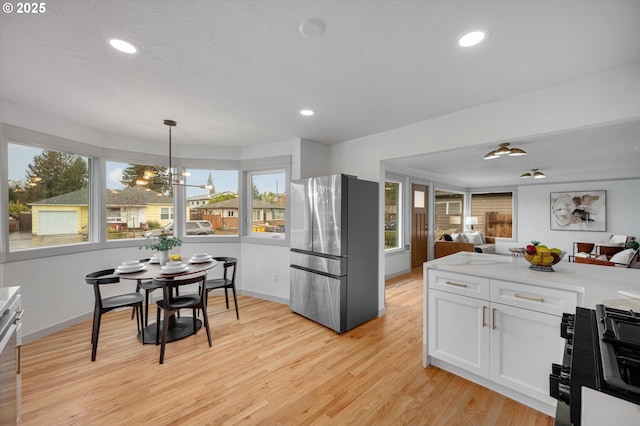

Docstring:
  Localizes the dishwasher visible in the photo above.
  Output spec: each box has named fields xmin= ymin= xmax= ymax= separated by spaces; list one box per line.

xmin=0 ymin=287 xmax=22 ymax=425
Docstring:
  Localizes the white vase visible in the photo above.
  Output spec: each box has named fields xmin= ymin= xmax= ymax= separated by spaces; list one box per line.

xmin=159 ymin=250 xmax=169 ymax=266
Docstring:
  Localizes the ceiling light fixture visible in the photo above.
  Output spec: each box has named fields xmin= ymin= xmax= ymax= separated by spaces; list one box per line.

xmin=458 ymin=30 xmax=488 ymax=47
xmin=483 ymin=142 xmax=527 ymax=159
xmin=520 ymin=168 xmax=546 ymax=179
xmin=300 ymin=109 xmax=315 ymax=116
xmin=136 ymin=120 xmax=213 ymax=190
xmin=108 ymin=38 xmax=137 ymax=54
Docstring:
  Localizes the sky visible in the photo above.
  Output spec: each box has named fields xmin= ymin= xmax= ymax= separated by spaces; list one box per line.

xmin=8 ymin=143 xmax=285 ymax=196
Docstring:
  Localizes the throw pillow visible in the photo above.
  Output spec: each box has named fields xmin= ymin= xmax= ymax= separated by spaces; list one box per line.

xmin=610 ymin=248 xmax=636 ymax=265
xmin=465 ymin=232 xmax=484 ymax=245
xmin=451 ymin=233 xmax=464 ymax=242
xmin=440 ymin=234 xmax=453 ymax=241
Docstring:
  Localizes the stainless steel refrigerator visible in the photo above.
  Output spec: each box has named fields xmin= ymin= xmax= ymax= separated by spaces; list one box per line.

xmin=289 ymin=174 xmax=378 ymax=333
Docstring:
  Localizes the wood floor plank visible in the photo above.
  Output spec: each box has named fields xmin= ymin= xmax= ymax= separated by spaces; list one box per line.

xmin=20 ymin=268 xmax=554 ymax=425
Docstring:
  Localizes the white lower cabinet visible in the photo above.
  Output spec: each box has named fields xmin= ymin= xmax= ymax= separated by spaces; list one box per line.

xmin=489 ymin=302 xmax=563 ymax=405
xmin=428 ymin=289 xmax=490 ymax=377
xmin=427 ymin=270 xmax=569 ymax=408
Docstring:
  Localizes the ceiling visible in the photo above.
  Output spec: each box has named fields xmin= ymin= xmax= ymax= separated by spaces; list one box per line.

xmin=1 ymin=1 xmax=639 ymax=186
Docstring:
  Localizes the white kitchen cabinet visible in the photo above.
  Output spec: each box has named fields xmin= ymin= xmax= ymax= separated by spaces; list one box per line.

xmin=426 ymin=267 xmax=574 ymax=412
xmin=428 ymin=289 xmax=489 ymax=377
xmin=489 ymin=302 xmax=563 ymax=405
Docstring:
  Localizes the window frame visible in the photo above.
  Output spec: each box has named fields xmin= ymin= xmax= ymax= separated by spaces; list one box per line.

xmin=384 ymin=176 xmax=403 ymax=252
xmin=468 ymin=189 xmax=516 ymax=240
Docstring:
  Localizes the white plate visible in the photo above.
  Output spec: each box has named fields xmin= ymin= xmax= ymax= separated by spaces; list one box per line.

xmin=148 ymin=258 xmax=160 ymax=264
xmin=116 ymin=265 xmax=146 ymax=274
xmin=189 ymin=256 xmax=212 ymax=264
xmin=160 ymin=265 xmax=188 ymax=274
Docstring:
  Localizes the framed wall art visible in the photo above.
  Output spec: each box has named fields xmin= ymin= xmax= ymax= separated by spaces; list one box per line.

xmin=550 ymin=190 xmax=606 ymax=231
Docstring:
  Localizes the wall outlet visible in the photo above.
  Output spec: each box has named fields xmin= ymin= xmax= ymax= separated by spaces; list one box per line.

xmin=272 ymin=273 xmax=277 ymax=283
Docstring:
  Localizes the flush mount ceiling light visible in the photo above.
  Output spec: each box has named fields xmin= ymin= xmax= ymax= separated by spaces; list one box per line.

xmin=520 ymin=168 xmax=546 ymax=179
xmin=299 ymin=19 xmax=325 ymax=38
xmin=483 ymin=142 xmax=527 ymax=160
xmin=300 ymin=109 xmax=315 ymax=116
xmin=108 ymin=38 xmax=137 ymax=54
xmin=458 ymin=30 xmax=488 ymax=47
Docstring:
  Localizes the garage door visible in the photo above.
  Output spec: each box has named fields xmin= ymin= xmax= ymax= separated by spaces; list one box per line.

xmin=39 ymin=211 xmax=78 ymax=235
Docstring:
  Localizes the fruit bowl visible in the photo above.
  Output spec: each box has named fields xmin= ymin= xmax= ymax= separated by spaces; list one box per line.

xmin=524 ymin=249 xmax=566 ymax=272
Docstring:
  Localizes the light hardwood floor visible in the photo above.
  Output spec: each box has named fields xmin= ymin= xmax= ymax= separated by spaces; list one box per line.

xmin=21 ymin=269 xmax=554 ymax=425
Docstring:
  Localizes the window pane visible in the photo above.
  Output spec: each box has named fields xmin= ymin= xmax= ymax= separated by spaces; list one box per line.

xmin=106 ymin=161 xmax=172 ymax=240
xmin=8 ymin=143 xmax=90 ymax=250
xmin=250 ymin=171 xmax=286 ymax=236
xmin=470 ymin=192 xmax=513 ymax=238
xmin=185 ymin=169 xmax=239 ymax=236
xmin=384 ymin=181 xmax=400 ymax=249
xmin=435 ymin=190 xmax=464 ymax=240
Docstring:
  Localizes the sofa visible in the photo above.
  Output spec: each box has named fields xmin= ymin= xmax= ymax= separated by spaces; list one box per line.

xmin=435 ymin=231 xmax=496 ymax=258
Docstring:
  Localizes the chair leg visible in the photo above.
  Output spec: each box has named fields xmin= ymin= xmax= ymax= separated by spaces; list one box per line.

xmin=201 ymin=304 xmax=212 ymax=348
xmin=231 ymin=286 xmax=239 ymax=320
xmin=138 ymin=304 xmax=145 ymax=343
xmin=160 ymin=308 xmax=170 ymax=364
xmin=156 ymin=306 xmax=161 ymax=346
xmin=132 ymin=281 xmax=142 ymax=320
xmin=224 ymin=287 xmax=230 ymax=309
xmin=144 ymin=289 xmax=151 ymax=327
xmin=192 ymin=308 xmax=197 ymax=333
xmin=91 ymin=310 xmax=101 ymax=362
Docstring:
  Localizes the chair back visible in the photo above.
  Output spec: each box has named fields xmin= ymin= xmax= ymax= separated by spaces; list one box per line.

xmin=85 ymin=269 xmax=119 ymax=308
xmin=153 ymin=273 xmax=208 ymax=308
xmin=214 ymin=256 xmax=237 ymax=283
xmin=628 ymin=250 xmax=640 ymax=269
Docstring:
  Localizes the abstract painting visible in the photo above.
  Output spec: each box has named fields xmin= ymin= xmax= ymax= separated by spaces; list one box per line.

xmin=550 ymin=190 xmax=606 ymax=231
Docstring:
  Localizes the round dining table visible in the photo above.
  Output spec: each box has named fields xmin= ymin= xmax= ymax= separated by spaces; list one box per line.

xmin=116 ymin=258 xmax=218 ymax=344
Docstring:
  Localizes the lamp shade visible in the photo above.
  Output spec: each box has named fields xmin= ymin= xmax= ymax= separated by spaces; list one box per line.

xmin=465 ymin=216 xmax=478 ymax=225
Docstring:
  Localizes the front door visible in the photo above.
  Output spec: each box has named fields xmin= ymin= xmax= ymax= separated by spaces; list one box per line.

xmin=411 ymin=183 xmax=428 ymax=268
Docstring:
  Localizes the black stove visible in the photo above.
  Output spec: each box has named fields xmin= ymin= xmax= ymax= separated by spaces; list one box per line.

xmin=550 ymin=304 xmax=640 ymax=425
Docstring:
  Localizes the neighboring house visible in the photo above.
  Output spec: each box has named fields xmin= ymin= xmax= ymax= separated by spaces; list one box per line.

xmin=190 ymin=195 xmax=285 ymax=232
xmin=29 ymin=187 xmax=173 ymax=235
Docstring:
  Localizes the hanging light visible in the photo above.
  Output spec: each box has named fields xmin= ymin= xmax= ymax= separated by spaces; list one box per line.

xmin=136 ymin=120 xmax=214 ymax=190
xmin=483 ymin=142 xmax=527 ymax=159
xmin=520 ymin=168 xmax=546 ymax=179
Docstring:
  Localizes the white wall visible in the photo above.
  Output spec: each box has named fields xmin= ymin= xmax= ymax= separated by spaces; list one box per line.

xmin=513 ymin=179 xmax=640 ymax=256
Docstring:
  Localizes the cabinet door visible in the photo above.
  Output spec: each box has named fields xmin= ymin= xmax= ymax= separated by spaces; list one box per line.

xmin=489 ymin=303 xmax=563 ymax=405
xmin=428 ymin=290 xmax=490 ymax=378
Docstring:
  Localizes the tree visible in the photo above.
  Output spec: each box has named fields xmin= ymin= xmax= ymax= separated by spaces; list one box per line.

xmin=120 ymin=164 xmax=171 ymax=195
xmin=207 ymin=173 xmax=215 ymax=195
xmin=22 ymin=150 xmax=88 ymax=203
xmin=208 ymin=193 xmax=236 ymax=204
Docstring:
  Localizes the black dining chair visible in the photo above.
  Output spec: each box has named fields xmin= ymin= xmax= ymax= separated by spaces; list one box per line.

xmin=154 ymin=273 xmax=212 ymax=364
xmin=85 ymin=269 xmax=144 ymax=361
xmin=130 ymin=258 xmax=163 ymax=327
xmin=203 ymin=257 xmax=239 ymax=319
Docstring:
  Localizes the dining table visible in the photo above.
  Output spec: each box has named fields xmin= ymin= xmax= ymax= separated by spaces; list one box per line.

xmin=116 ymin=257 xmax=218 ymax=344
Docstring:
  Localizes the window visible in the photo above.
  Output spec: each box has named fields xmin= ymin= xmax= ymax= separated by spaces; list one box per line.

xmin=435 ymin=190 xmax=464 ymax=240
xmin=184 ymin=168 xmax=239 ymax=236
xmin=249 ymin=170 xmax=286 ymax=237
xmin=8 ymin=142 xmax=91 ymax=250
xmin=106 ymin=160 xmax=171 ymax=240
xmin=384 ymin=180 xmax=401 ymax=250
xmin=470 ymin=191 xmax=514 ymax=238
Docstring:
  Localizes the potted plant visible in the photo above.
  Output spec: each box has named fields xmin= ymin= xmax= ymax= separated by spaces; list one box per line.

xmin=141 ymin=231 xmax=182 ymax=265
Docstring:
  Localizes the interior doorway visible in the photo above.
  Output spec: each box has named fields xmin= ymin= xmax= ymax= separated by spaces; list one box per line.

xmin=411 ymin=183 xmax=429 ymax=269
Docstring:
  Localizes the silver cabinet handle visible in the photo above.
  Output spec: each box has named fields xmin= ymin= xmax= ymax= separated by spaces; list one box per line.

xmin=445 ymin=280 xmax=468 ymax=288
xmin=515 ymin=293 xmax=544 ymax=303
xmin=482 ymin=306 xmax=487 ymax=327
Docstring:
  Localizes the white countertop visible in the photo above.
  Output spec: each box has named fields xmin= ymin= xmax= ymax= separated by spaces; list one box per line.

xmin=426 ymin=252 xmax=640 ymax=310
xmin=0 ymin=286 xmax=20 ymax=313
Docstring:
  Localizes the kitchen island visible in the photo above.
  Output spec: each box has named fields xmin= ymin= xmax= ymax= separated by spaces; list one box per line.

xmin=423 ymin=252 xmax=640 ymax=416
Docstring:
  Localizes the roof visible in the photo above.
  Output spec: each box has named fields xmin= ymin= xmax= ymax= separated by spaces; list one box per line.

xmin=191 ymin=197 xmax=283 ymax=210
xmin=30 ymin=186 xmax=173 ymax=206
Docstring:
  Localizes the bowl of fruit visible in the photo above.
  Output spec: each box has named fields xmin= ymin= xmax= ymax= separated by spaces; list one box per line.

xmin=523 ymin=243 xmax=565 ymax=271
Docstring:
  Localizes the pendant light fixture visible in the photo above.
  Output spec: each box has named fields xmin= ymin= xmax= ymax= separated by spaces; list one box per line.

xmin=520 ymin=168 xmax=546 ymax=179
xmin=137 ymin=120 xmax=213 ymax=190
xmin=483 ymin=142 xmax=527 ymax=160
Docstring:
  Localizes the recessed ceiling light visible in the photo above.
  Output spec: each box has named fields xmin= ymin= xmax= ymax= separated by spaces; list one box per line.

xmin=458 ymin=30 xmax=488 ymax=47
xmin=109 ymin=38 xmax=137 ymax=54
xmin=300 ymin=109 xmax=315 ymax=116
xmin=299 ymin=19 xmax=325 ymax=38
